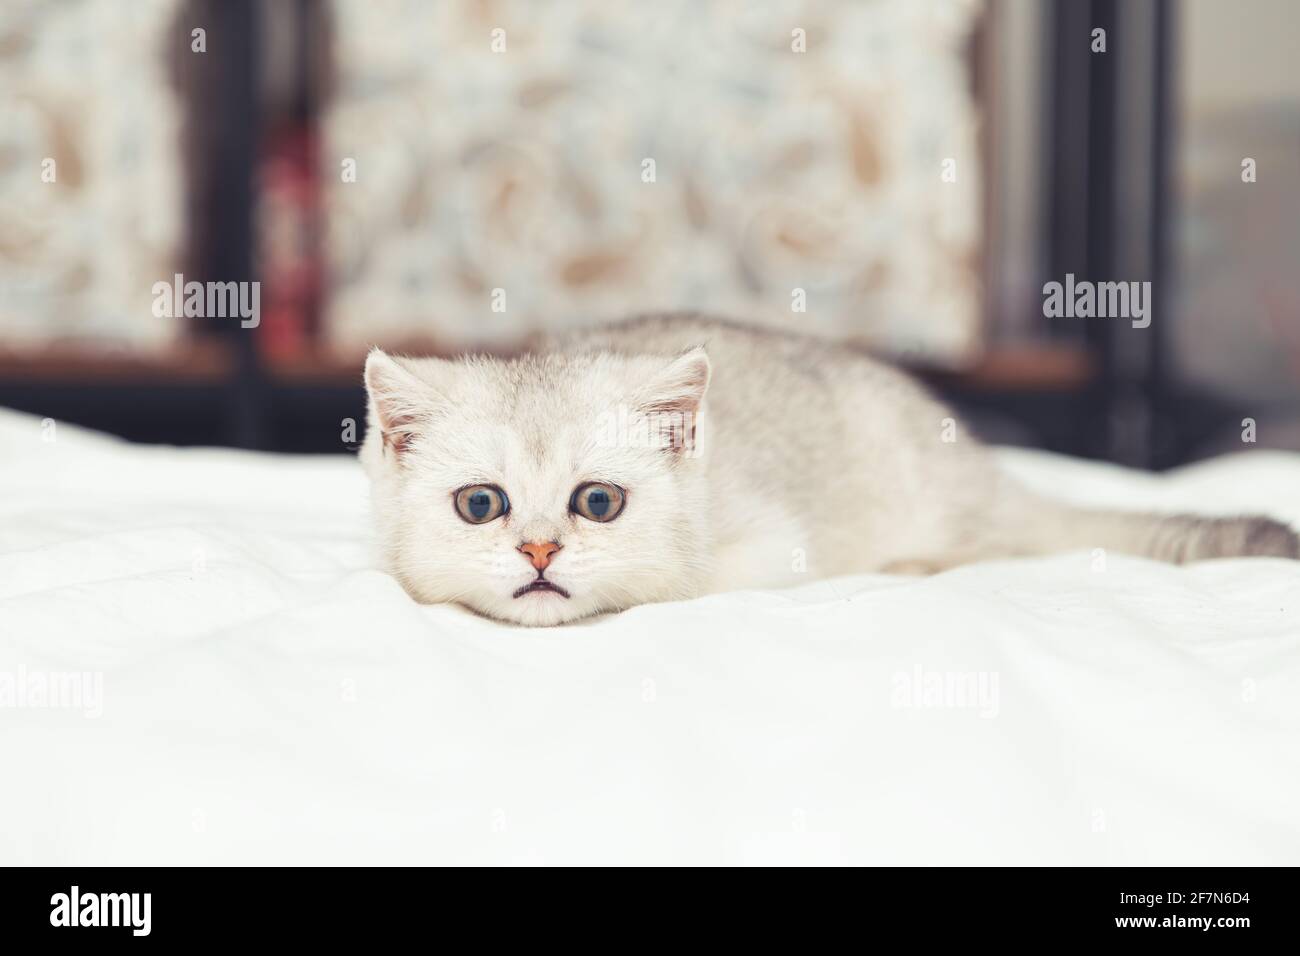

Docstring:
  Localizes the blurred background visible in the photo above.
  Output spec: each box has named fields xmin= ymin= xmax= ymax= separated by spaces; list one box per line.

xmin=0 ymin=0 xmax=1296 ymax=465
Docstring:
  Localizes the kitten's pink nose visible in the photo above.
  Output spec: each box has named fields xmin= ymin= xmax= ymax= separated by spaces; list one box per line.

xmin=518 ymin=541 xmax=561 ymax=571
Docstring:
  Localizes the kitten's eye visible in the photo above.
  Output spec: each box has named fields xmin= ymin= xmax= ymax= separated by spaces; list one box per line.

xmin=570 ymin=482 xmax=626 ymax=523
xmin=454 ymin=485 xmax=509 ymax=524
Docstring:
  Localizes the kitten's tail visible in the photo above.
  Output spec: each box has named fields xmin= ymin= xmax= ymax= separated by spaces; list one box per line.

xmin=1006 ymin=499 xmax=1299 ymax=564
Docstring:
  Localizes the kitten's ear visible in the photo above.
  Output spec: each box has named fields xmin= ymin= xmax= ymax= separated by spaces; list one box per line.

xmin=364 ymin=349 xmax=437 ymax=456
xmin=634 ymin=347 xmax=711 ymax=455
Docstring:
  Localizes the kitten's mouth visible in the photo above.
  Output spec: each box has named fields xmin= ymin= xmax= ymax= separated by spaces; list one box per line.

xmin=513 ymin=579 xmax=571 ymax=599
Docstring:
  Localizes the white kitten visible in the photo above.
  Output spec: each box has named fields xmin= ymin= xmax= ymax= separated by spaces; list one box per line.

xmin=362 ymin=313 xmax=1297 ymax=626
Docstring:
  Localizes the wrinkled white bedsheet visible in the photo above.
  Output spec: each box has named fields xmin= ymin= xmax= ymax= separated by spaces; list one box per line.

xmin=2 ymin=408 xmax=1298 ymax=865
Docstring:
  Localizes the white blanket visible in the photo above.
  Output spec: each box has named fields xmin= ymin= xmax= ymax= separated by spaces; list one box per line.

xmin=2 ymin=408 xmax=1298 ymax=865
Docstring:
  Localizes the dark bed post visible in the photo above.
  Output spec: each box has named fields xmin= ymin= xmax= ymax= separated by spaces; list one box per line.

xmin=1043 ymin=0 xmax=1106 ymax=460
xmin=1147 ymin=0 xmax=1176 ymax=469
xmin=1105 ymin=0 xmax=1177 ymax=470
xmin=1043 ymin=0 xmax=1176 ymax=468
xmin=207 ymin=0 xmax=263 ymax=449
xmin=1082 ymin=0 xmax=1122 ymax=464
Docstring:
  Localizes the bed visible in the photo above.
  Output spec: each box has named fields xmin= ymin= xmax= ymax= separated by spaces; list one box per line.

xmin=2 ymin=407 xmax=1298 ymax=865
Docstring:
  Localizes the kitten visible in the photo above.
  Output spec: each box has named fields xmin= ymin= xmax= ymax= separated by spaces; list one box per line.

xmin=361 ymin=313 xmax=1298 ymax=626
